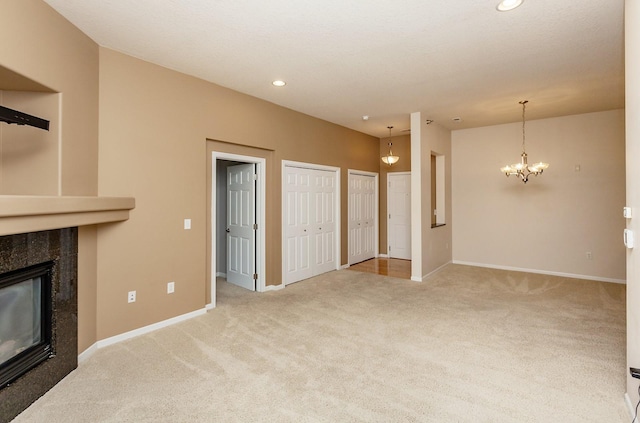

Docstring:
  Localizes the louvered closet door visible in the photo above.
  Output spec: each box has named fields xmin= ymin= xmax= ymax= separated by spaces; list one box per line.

xmin=284 ymin=165 xmax=337 ymax=285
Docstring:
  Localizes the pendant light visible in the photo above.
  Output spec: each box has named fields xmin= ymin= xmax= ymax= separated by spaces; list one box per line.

xmin=381 ymin=126 xmax=399 ymax=166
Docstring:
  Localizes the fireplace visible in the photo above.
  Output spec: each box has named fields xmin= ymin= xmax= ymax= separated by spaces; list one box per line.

xmin=0 ymin=261 xmax=53 ymax=387
xmin=0 ymin=229 xmax=77 ymax=423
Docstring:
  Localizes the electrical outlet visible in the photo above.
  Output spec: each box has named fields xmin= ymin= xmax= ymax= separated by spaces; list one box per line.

xmin=167 ymin=281 xmax=175 ymax=294
xmin=586 ymin=251 xmax=592 ymax=260
xmin=631 ymin=367 xmax=640 ymax=379
xmin=128 ymin=290 xmax=136 ymax=303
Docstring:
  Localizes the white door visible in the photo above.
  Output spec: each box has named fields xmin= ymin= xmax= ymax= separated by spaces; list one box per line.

xmin=349 ymin=173 xmax=376 ymax=264
xmin=312 ymin=170 xmax=337 ymax=275
xmin=388 ymin=173 xmax=411 ymax=260
xmin=227 ymin=163 xmax=256 ymax=290
xmin=284 ymin=164 xmax=338 ymax=285
xmin=284 ymin=166 xmax=313 ymax=284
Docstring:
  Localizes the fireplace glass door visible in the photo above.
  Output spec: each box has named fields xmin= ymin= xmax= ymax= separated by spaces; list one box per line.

xmin=0 ymin=261 xmax=53 ymax=387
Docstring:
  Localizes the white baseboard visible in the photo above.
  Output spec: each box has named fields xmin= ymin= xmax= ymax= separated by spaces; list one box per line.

xmin=263 ymin=283 xmax=284 ymax=291
xmin=413 ymin=261 xmax=452 ymax=282
xmin=216 ymin=272 xmax=227 ymax=278
xmin=205 ymin=302 xmax=215 ymax=310
xmin=340 ymin=264 xmax=350 ymax=269
xmin=452 ymin=260 xmax=626 ymax=284
xmin=96 ymin=308 xmax=207 ymax=350
xmin=76 ymin=308 xmax=206 ymax=363
xmin=378 ymin=254 xmax=389 ymax=258
xmin=625 ymin=392 xmax=635 ymax=421
xmin=78 ymin=342 xmax=98 ymax=364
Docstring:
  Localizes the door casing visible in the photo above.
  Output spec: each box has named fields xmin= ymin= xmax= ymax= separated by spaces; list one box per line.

xmin=211 ymin=152 xmax=266 ymax=308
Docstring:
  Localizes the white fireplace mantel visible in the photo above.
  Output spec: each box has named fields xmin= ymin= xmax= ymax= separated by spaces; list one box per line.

xmin=0 ymin=196 xmax=135 ymax=236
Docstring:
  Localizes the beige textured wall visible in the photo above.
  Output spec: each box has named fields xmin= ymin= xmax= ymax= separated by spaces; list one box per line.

xmin=0 ymin=0 xmax=100 ymax=350
xmin=626 ymin=0 xmax=640 ymax=408
xmin=452 ymin=109 xmax=626 ymax=281
xmin=379 ymin=134 xmax=411 ymax=254
xmin=96 ymin=48 xmax=379 ymax=339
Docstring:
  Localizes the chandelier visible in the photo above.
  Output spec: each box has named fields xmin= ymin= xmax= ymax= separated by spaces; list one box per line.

xmin=500 ymin=100 xmax=549 ymax=183
xmin=381 ymin=126 xmax=399 ymax=166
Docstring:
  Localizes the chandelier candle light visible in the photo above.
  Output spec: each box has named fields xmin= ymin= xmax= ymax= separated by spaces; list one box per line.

xmin=500 ymin=100 xmax=549 ymax=183
xmin=381 ymin=126 xmax=399 ymax=166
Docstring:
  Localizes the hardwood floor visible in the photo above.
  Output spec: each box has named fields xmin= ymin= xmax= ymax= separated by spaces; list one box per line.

xmin=347 ymin=257 xmax=411 ymax=279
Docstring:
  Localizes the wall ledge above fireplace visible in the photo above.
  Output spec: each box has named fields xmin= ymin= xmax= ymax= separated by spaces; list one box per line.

xmin=0 ymin=196 xmax=135 ymax=236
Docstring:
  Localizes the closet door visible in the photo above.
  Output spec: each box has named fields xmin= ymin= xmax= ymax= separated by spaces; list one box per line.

xmin=312 ymin=169 xmax=337 ymax=275
xmin=348 ymin=173 xmax=376 ymax=265
xmin=284 ymin=166 xmax=313 ymax=284
xmin=283 ymin=164 xmax=338 ymax=285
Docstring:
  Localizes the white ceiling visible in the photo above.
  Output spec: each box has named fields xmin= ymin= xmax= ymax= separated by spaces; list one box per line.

xmin=42 ymin=0 xmax=624 ymax=138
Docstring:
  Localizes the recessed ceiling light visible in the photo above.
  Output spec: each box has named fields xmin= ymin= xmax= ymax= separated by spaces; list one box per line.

xmin=496 ymin=0 xmax=523 ymax=12
xmin=362 ymin=115 xmax=369 ymax=121
xmin=272 ymin=80 xmax=286 ymax=87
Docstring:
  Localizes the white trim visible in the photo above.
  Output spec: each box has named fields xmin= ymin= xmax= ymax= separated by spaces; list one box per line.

xmin=205 ymin=302 xmax=215 ymax=310
xmin=411 ymin=260 xmax=451 ymax=282
xmin=378 ymin=253 xmax=389 ymax=258
xmin=410 ymin=112 xmax=422 ymax=281
xmin=625 ymin=392 xmax=635 ymax=421
xmin=341 ymin=264 xmax=350 ymax=269
xmin=263 ymin=283 xmax=285 ymax=292
xmin=216 ymin=272 xmax=227 ymax=278
xmin=281 ymin=160 xmax=341 ymax=285
xmin=96 ymin=308 xmax=207 ymax=349
xmin=347 ymin=169 xmax=379 ymax=265
xmin=421 ymin=261 xmax=451 ymax=281
xmin=452 ymin=260 xmax=626 ymax=284
xmin=78 ymin=342 xmax=98 ymax=364
xmin=211 ymin=152 xmax=268 ymax=308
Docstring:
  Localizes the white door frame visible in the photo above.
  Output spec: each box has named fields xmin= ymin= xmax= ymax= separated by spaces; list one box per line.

xmin=211 ymin=152 xmax=266 ymax=308
xmin=347 ymin=169 xmax=379 ymax=265
xmin=282 ymin=160 xmax=341 ymax=284
xmin=387 ymin=171 xmax=411 ymax=260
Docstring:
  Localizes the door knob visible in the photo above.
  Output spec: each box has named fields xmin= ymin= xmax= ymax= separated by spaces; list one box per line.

xmin=226 ymin=228 xmax=230 ymax=233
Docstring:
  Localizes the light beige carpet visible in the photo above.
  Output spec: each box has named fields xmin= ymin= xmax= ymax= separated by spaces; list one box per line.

xmin=13 ymin=264 xmax=628 ymax=422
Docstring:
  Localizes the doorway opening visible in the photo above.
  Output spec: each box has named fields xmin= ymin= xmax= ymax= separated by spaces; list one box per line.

xmin=211 ymin=152 xmax=266 ymax=308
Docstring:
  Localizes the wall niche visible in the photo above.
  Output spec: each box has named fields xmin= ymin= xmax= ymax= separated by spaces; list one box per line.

xmin=0 ymin=65 xmax=60 ymax=196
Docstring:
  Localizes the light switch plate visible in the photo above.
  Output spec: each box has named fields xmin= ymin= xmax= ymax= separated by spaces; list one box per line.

xmin=184 ymin=219 xmax=191 ymax=230
xmin=624 ymin=207 xmax=632 ymax=219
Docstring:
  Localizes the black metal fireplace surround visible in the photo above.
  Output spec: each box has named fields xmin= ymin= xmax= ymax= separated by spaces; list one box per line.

xmin=0 ymin=228 xmax=78 ymax=423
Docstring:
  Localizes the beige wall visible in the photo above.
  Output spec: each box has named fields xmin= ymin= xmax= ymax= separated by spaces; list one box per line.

xmin=0 ymin=0 xmax=100 ymax=350
xmin=421 ymin=122 xmax=453 ymax=276
xmin=96 ymin=48 xmax=379 ymax=339
xmin=410 ymin=115 xmax=453 ymax=280
xmin=452 ymin=109 xmax=626 ymax=281
xmin=0 ymin=91 xmax=60 ymax=195
xmin=626 ymin=0 xmax=640 ymax=409
xmin=379 ymin=134 xmax=411 ymax=254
